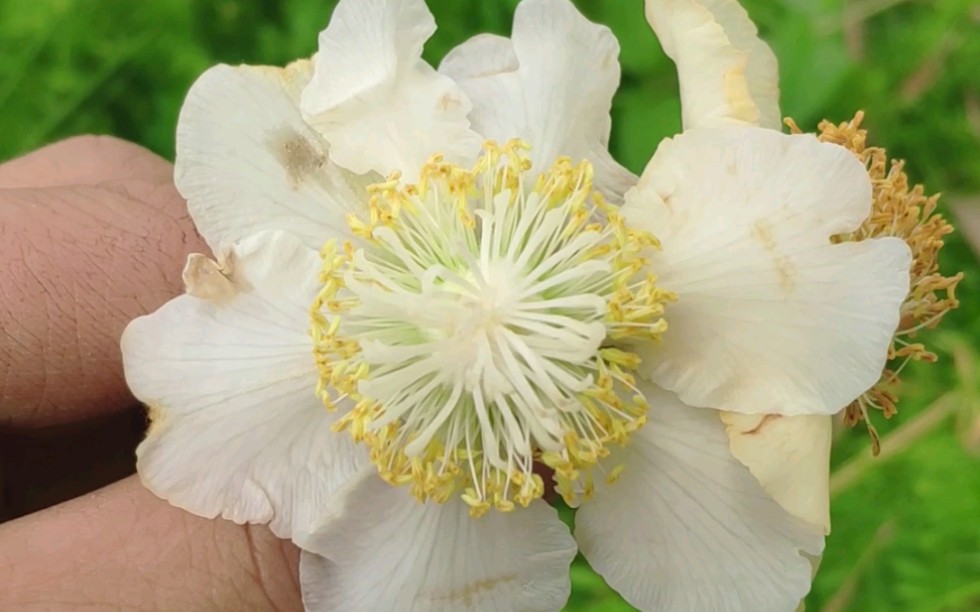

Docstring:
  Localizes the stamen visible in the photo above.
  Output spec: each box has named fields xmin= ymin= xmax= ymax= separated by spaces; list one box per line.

xmin=310 ymin=141 xmax=674 ymax=514
xmin=787 ymin=112 xmax=963 ymax=453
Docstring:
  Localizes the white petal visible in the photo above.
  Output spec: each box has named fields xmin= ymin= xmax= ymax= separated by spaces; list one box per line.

xmin=721 ymin=413 xmax=832 ymax=534
xmin=645 ymin=0 xmax=781 ymax=129
xmin=298 ymin=469 xmax=577 ymax=611
xmin=176 ymin=62 xmax=368 ymax=253
xmin=623 ymin=127 xmax=911 ymax=416
xmin=575 ymin=384 xmax=824 ymax=611
xmin=440 ymin=0 xmax=636 ymax=199
xmin=301 ymin=0 xmax=481 ymax=177
xmin=439 ymin=33 xmax=523 ymax=141
xmin=440 ymin=33 xmax=519 ymax=81
xmin=122 ymin=231 xmax=366 ymax=539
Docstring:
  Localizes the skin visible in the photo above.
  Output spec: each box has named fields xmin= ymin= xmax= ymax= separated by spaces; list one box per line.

xmin=0 ymin=136 xmax=303 ymax=610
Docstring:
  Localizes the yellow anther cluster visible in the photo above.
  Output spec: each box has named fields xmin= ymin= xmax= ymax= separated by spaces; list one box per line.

xmin=788 ymin=112 xmax=963 ymax=453
xmin=310 ymin=141 xmax=672 ymax=514
xmin=310 ymin=241 xmax=358 ymax=405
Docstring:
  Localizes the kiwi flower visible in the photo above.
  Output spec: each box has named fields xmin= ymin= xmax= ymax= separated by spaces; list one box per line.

xmin=122 ymin=0 xmax=912 ymax=609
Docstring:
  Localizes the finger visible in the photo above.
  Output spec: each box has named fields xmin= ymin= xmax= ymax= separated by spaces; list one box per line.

xmin=0 ymin=135 xmax=172 ymax=189
xmin=0 ymin=136 xmax=207 ymax=428
xmin=0 ymin=476 xmax=302 ymax=611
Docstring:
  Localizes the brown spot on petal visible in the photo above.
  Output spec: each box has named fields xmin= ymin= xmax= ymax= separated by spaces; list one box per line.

xmin=774 ymin=260 xmax=796 ymax=294
xmin=752 ymin=219 xmax=776 ymax=250
xmin=272 ymin=129 xmax=327 ymax=190
xmin=427 ymin=574 xmax=519 ymax=607
xmin=752 ymin=219 xmax=796 ymax=294
xmin=725 ymin=158 xmax=738 ymax=176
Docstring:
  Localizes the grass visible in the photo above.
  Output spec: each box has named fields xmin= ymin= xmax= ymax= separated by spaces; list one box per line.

xmin=2 ymin=0 xmax=977 ymax=609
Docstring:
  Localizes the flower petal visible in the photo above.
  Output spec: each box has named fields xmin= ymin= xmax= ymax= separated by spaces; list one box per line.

xmin=575 ymin=384 xmax=825 ymax=611
xmin=176 ymin=62 xmax=368 ymax=253
xmin=440 ymin=0 xmax=636 ymax=199
xmin=623 ymin=127 xmax=911 ymax=416
xmin=122 ymin=231 xmax=365 ymax=540
xmin=297 ymin=469 xmax=577 ymax=611
xmin=440 ymin=32 xmax=520 ymax=82
xmin=645 ymin=0 xmax=781 ymax=129
xmin=301 ymin=0 xmax=481 ymax=177
xmin=439 ymin=33 xmax=522 ymax=141
xmin=721 ymin=413 xmax=832 ymax=534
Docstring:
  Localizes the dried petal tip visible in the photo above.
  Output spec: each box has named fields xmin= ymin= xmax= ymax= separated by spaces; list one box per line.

xmin=787 ymin=112 xmax=963 ymax=453
xmin=182 ymin=253 xmax=236 ymax=301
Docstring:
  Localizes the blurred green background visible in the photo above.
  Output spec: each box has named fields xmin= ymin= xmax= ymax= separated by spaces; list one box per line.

xmin=2 ymin=0 xmax=977 ymax=610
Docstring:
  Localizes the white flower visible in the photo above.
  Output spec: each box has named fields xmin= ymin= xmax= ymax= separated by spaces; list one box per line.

xmin=646 ymin=0 xmax=839 ymax=540
xmin=122 ymin=0 xmax=912 ymax=610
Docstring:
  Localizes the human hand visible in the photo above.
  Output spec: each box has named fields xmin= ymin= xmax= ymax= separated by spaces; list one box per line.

xmin=0 ymin=137 xmax=303 ymax=610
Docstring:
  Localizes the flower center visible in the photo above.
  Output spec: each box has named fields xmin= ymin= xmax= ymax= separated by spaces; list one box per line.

xmin=310 ymin=142 xmax=673 ymax=515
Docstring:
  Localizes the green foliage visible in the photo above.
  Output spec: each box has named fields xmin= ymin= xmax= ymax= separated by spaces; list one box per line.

xmin=3 ymin=0 xmax=977 ymax=609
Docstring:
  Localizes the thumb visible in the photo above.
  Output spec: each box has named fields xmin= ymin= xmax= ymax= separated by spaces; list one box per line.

xmin=0 ymin=135 xmax=206 ymax=429
xmin=0 ymin=476 xmax=302 ymax=611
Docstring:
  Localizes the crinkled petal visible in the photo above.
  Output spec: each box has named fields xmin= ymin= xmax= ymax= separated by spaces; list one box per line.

xmin=645 ymin=0 xmax=781 ymax=129
xmin=122 ymin=231 xmax=366 ymax=540
xmin=575 ymin=383 xmax=825 ymax=611
xmin=440 ymin=0 xmax=636 ymax=199
xmin=439 ymin=33 xmax=522 ymax=142
xmin=721 ymin=413 xmax=832 ymax=534
xmin=297 ymin=469 xmax=577 ymax=611
xmin=623 ymin=127 xmax=911 ymax=416
xmin=440 ymin=32 xmax=519 ymax=83
xmin=176 ymin=62 xmax=368 ymax=253
xmin=301 ymin=0 xmax=481 ymax=177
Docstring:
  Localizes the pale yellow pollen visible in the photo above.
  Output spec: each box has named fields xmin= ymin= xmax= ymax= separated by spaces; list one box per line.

xmin=309 ymin=141 xmax=674 ymax=514
xmin=787 ymin=112 xmax=963 ymax=454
